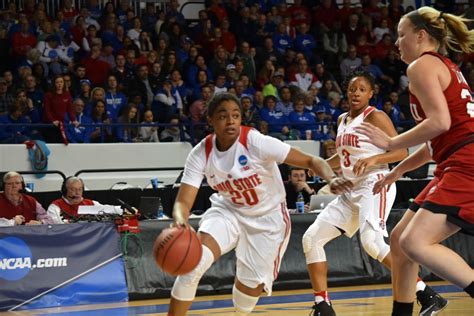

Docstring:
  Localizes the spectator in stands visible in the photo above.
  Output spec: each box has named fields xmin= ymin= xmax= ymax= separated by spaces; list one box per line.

xmin=47 ymin=176 xmax=125 ymax=224
xmin=24 ymin=75 xmax=44 ymax=115
xmin=294 ymin=23 xmax=316 ymax=63
xmin=260 ymin=95 xmax=291 ymax=140
xmin=37 ymin=35 xmax=72 ymax=76
xmin=313 ymin=0 xmax=340 ymax=34
xmin=160 ymin=114 xmax=190 ymax=142
xmin=66 ymin=98 xmax=93 ymax=143
xmin=109 ymin=53 xmax=133 ymax=93
xmin=373 ymin=18 xmax=391 ymax=44
xmin=374 ymin=33 xmax=395 ymax=62
xmin=105 ymin=75 xmax=127 ymax=121
xmin=273 ymin=23 xmax=293 ymax=55
xmin=314 ymin=63 xmax=342 ymax=95
xmin=16 ymin=89 xmax=41 ymax=127
xmin=98 ymin=43 xmax=116 ymax=68
xmin=43 ymin=75 xmax=77 ymax=143
xmin=241 ymin=95 xmax=261 ymax=129
xmin=82 ymin=44 xmax=111 ymax=86
xmin=115 ymin=104 xmax=140 ymax=142
xmin=11 ymin=21 xmax=37 ymax=62
xmin=326 ymin=91 xmax=342 ymax=123
xmin=129 ymin=64 xmax=154 ymax=108
xmin=360 ymin=54 xmax=394 ymax=90
xmin=0 ymin=78 xmax=14 ymax=115
xmin=0 ymin=171 xmax=53 ymax=227
xmin=90 ymin=99 xmax=112 ymax=143
xmin=340 ymin=45 xmax=362 ymax=80
xmin=322 ymin=21 xmax=348 ymax=69
xmin=166 ymin=0 xmax=186 ymax=27
xmin=78 ymin=79 xmax=92 ymax=105
xmin=153 ymin=79 xmax=183 ymax=123
xmin=236 ymin=41 xmax=256 ymax=83
xmin=380 ymin=48 xmax=407 ymax=93
xmin=289 ymin=58 xmax=319 ymax=92
xmin=289 ymin=97 xmax=318 ymax=140
xmin=285 ymin=167 xmax=315 ymax=212
xmin=139 ymin=110 xmax=159 ymax=142
xmin=276 ymin=86 xmax=294 ymax=116
xmin=263 ymin=70 xmax=286 ymax=98
xmin=381 ymin=97 xmax=403 ymax=133
xmin=0 ymin=100 xmax=32 ymax=143
xmin=221 ymin=14 xmax=237 ymax=58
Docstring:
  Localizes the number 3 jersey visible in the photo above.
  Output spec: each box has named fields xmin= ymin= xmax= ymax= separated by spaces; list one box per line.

xmin=409 ymin=51 xmax=474 ymax=164
xmin=181 ymin=126 xmax=291 ymax=217
xmin=336 ymin=106 xmax=388 ymax=182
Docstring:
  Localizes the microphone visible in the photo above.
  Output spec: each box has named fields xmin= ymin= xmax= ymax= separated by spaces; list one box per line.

xmin=116 ymin=199 xmax=137 ymax=215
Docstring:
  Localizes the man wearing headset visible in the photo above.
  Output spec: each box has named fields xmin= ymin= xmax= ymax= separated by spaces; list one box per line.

xmin=0 ymin=171 xmax=53 ymax=226
xmin=47 ymin=176 xmax=129 ymax=224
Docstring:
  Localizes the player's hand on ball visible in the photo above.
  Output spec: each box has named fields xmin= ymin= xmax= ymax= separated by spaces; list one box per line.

xmin=328 ymin=177 xmax=353 ymax=194
xmin=172 ymin=212 xmax=191 ymax=229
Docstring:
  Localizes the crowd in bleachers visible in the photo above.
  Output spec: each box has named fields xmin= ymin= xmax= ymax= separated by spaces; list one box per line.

xmin=0 ymin=0 xmax=472 ymax=145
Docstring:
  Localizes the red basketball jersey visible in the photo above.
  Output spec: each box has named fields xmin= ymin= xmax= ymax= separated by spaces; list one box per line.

xmin=409 ymin=51 xmax=474 ymax=164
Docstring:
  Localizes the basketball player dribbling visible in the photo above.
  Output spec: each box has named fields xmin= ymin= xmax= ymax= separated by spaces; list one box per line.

xmin=357 ymin=7 xmax=474 ymax=316
xmin=303 ymin=71 xmax=447 ymax=316
xmin=167 ymin=93 xmax=352 ymax=316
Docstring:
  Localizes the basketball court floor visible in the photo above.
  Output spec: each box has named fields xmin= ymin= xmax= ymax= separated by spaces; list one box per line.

xmin=7 ymin=281 xmax=472 ymax=316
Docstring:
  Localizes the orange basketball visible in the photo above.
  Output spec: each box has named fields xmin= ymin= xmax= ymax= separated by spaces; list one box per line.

xmin=153 ymin=227 xmax=202 ymax=276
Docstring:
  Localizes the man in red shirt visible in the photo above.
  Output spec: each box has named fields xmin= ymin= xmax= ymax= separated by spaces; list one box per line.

xmin=47 ymin=176 xmax=126 ymax=224
xmin=82 ymin=44 xmax=111 ymax=86
xmin=0 ymin=171 xmax=53 ymax=226
xmin=11 ymin=21 xmax=37 ymax=60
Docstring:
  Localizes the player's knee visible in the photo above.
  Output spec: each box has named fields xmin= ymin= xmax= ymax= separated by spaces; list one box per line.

xmin=302 ymin=220 xmax=339 ymax=264
xmin=398 ymin=230 xmax=419 ymax=260
xmin=232 ymin=284 xmax=260 ymax=315
xmin=171 ymin=245 xmax=214 ymax=301
xmin=360 ymin=229 xmax=389 ymax=262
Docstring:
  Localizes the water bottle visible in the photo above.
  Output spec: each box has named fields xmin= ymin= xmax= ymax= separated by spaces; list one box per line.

xmin=157 ymin=198 xmax=164 ymax=219
xmin=296 ymin=192 xmax=305 ymax=214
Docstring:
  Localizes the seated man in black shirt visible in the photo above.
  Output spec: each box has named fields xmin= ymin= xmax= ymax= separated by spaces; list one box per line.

xmin=284 ymin=167 xmax=316 ymax=212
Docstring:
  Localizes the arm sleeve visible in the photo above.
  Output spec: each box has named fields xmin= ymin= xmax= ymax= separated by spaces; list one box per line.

xmin=0 ymin=218 xmax=15 ymax=227
xmin=154 ymin=93 xmax=175 ymax=105
xmin=92 ymin=201 xmax=123 ymax=214
xmin=248 ymin=129 xmax=291 ymax=163
xmin=36 ymin=201 xmax=55 ymax=224
xmin=180 ymin=142 xmax=206 ymax=188
xmin=47 ymin=203 xmax=64 ymax=224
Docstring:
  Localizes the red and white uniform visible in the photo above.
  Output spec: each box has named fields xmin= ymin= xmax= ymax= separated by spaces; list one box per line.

xmin=410 ymin=52 xmax=474 ymax=232
xmin=317 ymin=107 xmax=396 ymax=237
xmin=181 ymin=126 xmax=291 ymax=293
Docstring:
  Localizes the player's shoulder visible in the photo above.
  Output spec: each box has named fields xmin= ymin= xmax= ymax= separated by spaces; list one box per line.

xmin=364 ymin=108 xmax=391 ymax=125
xmin=408 ymin=53 xmax=447 ymax=75
xmin=337 ymin=112 xmax=349 ymax=126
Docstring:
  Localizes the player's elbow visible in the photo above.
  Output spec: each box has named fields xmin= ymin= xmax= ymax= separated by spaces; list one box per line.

xmin=432 ymin=117 xmax=450 ymax=134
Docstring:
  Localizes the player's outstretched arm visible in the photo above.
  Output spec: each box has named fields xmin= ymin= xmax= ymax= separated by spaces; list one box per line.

xmin=373 ymin=144 xmax=432 ymax=194
xmin=357 ymin=58 xmax=450 ymax=151
xmin=353 ymin=110 xmax=408 ymax=176
xmin=172 ymin=183 xmax=199 ymax=228
xmin=284 ymin=147 xmax=353 ymax=194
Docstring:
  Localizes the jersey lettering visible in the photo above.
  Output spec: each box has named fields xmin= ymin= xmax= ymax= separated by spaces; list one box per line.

xmin=341 ymin=149 xmax=351 ymax=167
xmin=461 ymin=88 xmax=474 ymax=118
xmin=230 ymin=189 xmax=259 ymax=206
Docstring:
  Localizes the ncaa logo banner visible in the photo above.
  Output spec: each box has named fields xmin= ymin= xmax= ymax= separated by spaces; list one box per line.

xmin=0 ymin=222 xmax=128 ymax=311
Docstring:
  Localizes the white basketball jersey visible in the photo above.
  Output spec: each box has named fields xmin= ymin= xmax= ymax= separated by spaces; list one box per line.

xmin=336 ymin=106 xmax=388 ymax=181
xmin=181 ymin=126 xmax=291 ymax=217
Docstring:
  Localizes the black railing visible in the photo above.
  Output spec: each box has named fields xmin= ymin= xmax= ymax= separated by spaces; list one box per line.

xmin=16 ymin=170 xmax=67 ymax=181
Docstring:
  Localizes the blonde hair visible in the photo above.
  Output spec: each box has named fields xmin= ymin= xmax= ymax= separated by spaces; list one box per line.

xmin=405 ymin=7 xmax=474 ymax=54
